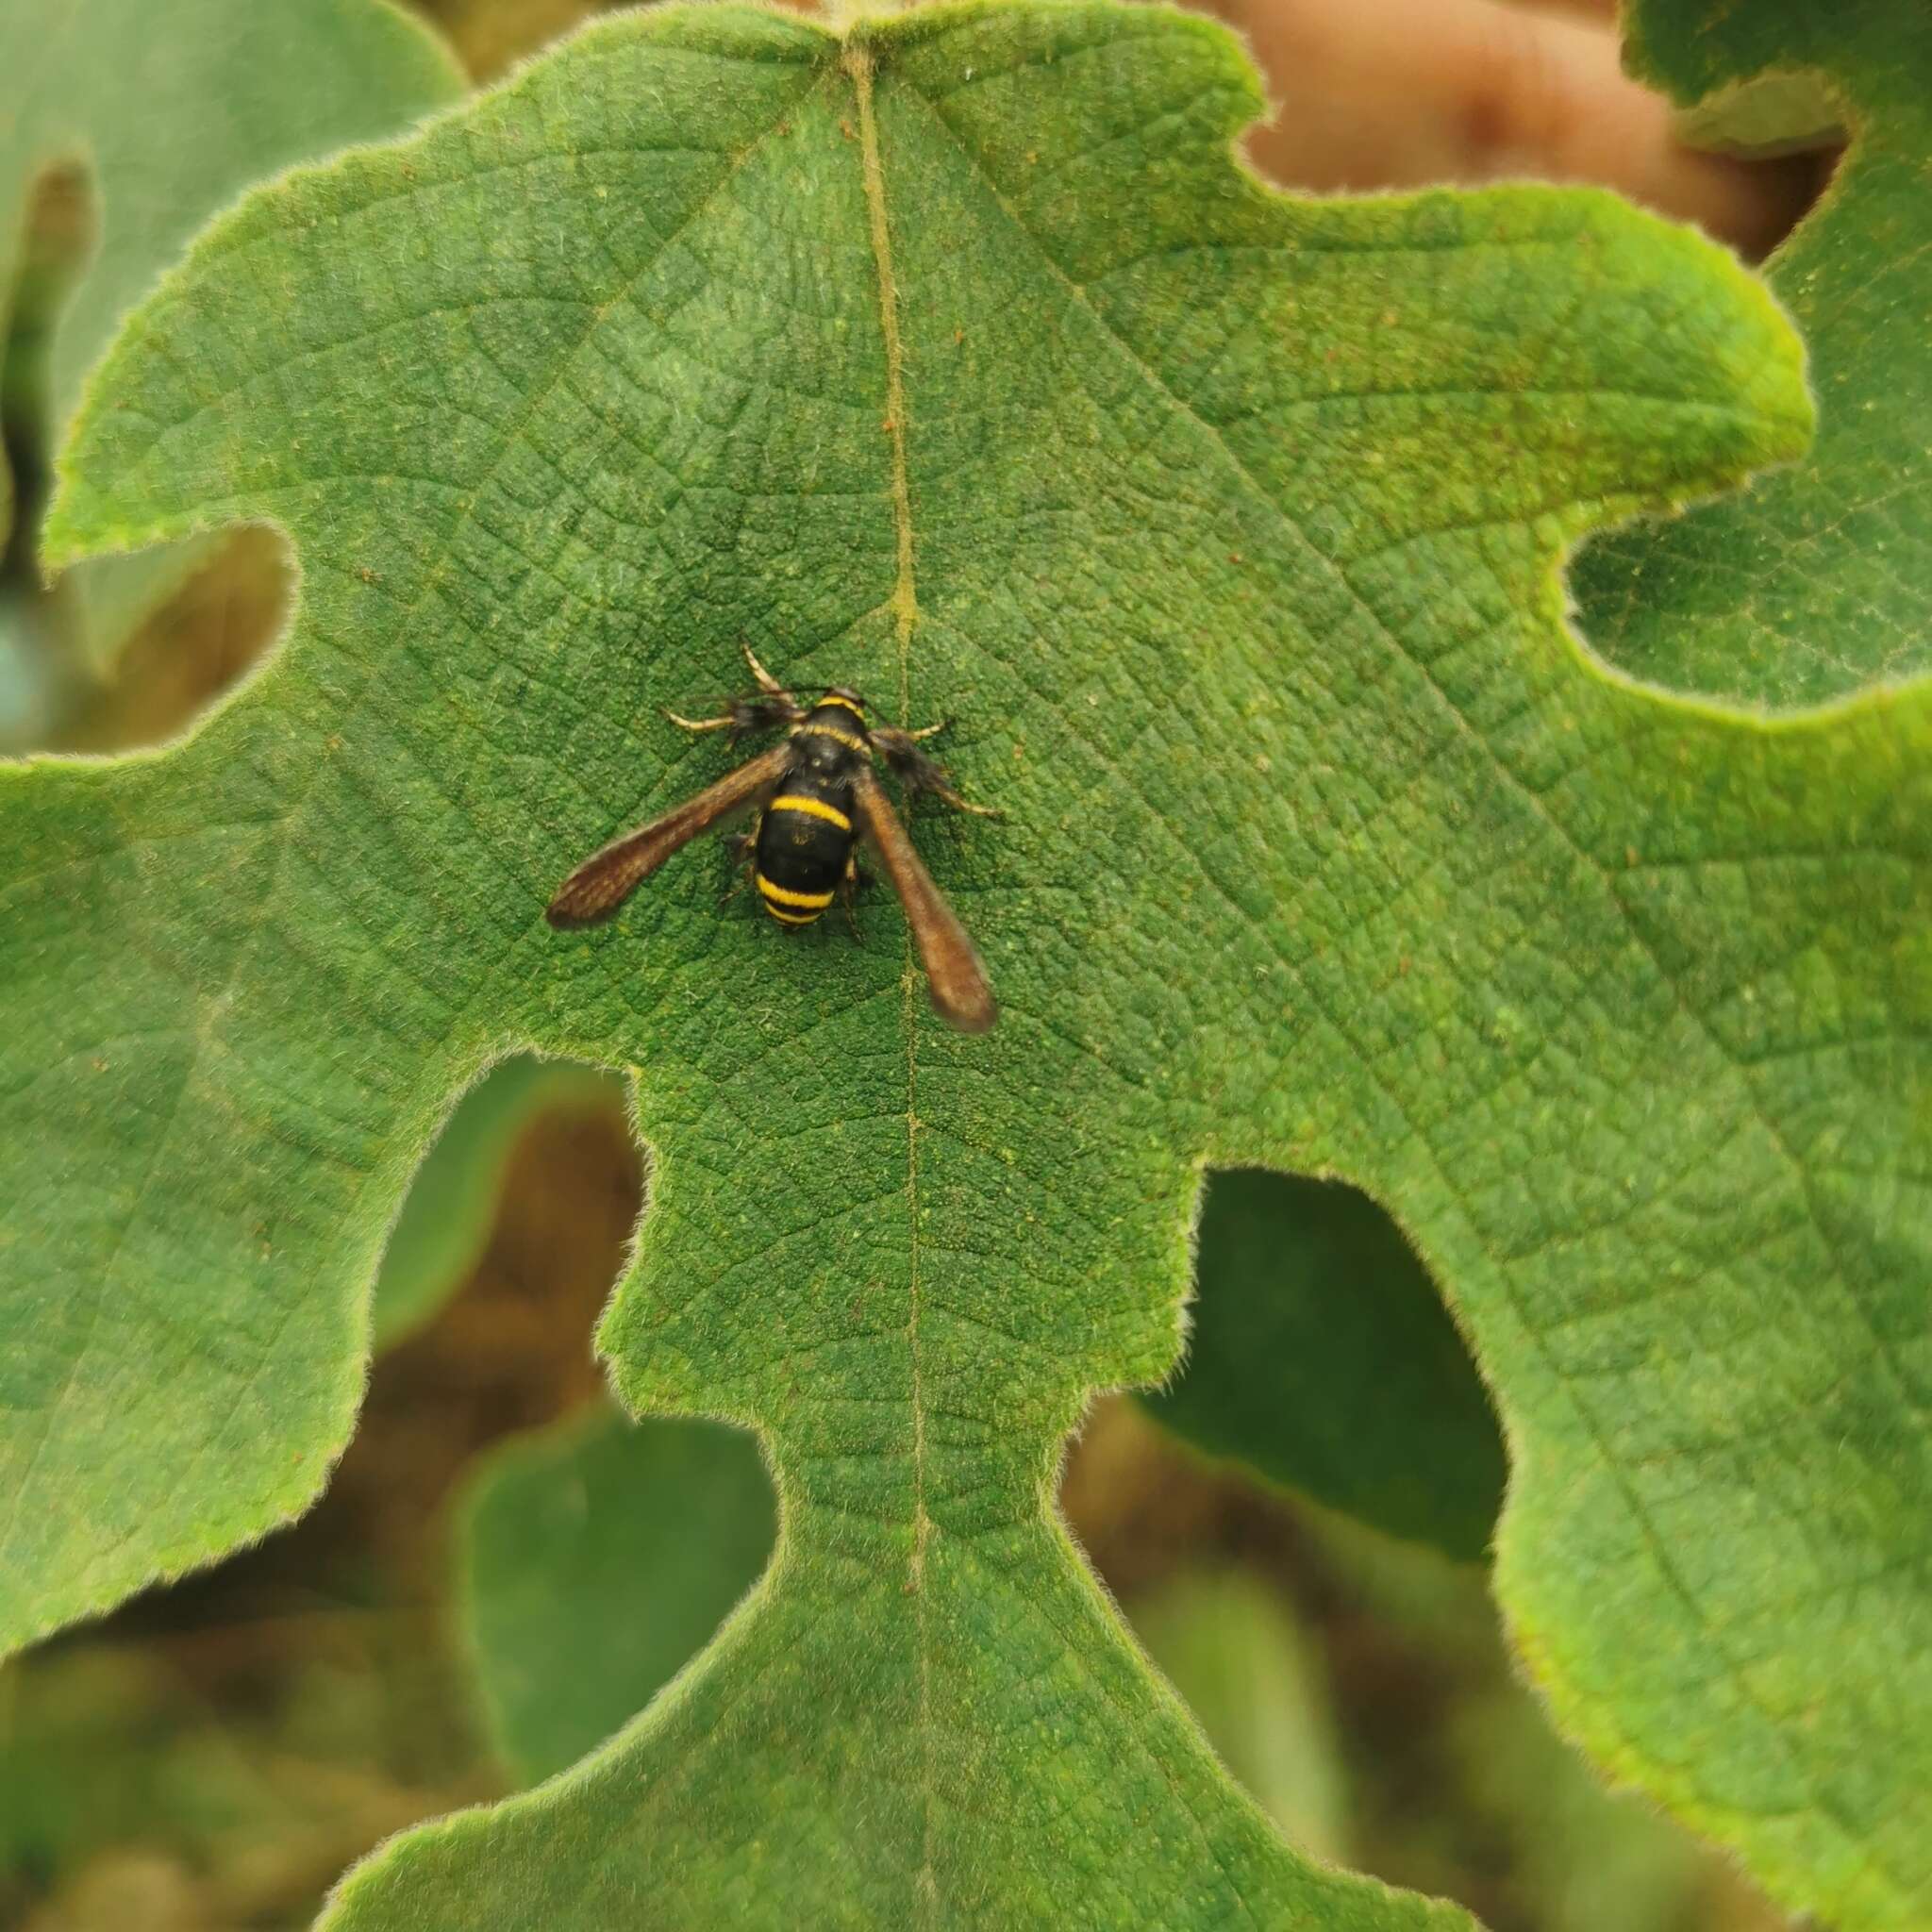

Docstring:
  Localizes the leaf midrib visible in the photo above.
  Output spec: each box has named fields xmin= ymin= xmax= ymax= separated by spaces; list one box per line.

xmin=843 ymin=37 xmax=941 ymax=1921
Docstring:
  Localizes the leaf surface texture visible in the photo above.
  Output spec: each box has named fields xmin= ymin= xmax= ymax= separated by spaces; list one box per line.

xmin=6 ymin=4 xmax=1924 ymax=1924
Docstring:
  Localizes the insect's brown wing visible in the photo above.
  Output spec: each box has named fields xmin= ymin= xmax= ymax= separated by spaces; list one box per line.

xmin=546 ymin=743 xmax=791 ymax=927
xmin=851 ymin=764 xmax=996 ymax=1034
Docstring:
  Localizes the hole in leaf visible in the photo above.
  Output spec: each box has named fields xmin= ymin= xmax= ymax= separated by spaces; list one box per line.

xmin=47 ymin=522 xmax=292 ymax=755
xmin=458 ymin=1405 xmax=777 ymax=1788
xmin=1062 ymin=1399 xmax=1788 ymax=1932
xmin=0 ymin=159 xmax=291 ymax=756
xmin=374 ymin=1058 xmax=777 ymax=1787
xmin=1142 ymin=1169 xmax=1507 ymax=1562
xmin=1 ymin=160 xmax=96 ymax=747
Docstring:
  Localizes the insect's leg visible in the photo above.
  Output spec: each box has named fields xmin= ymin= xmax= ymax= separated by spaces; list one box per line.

xmin=874 ymin=719 xmax=950 ymax=755
xmin=839 ymin=851 xmax=864 ymax=939
xmin=873 ymin=727 xmax=1002 ymax=817
xmin=922 ymin=780 xmax=1000 ymax=818
xmin=719 ymin=813 xmax=760 ymax=906
xmin=741 ymin=642 xmax=792 ymax=700
xmin=667 ymin=693 xmax=805 ymax=740
xmin=661 ymin=647 xmax=802 ymax=737
xmin=727 ymin=808 xmax=762 ymax=870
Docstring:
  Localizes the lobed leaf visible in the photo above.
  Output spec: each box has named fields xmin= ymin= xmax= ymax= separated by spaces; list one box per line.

xmin=5 ymin=1 xmax=1924 ymax=1924
xmin=1574 ymin=0 xmax=1932 ymax=706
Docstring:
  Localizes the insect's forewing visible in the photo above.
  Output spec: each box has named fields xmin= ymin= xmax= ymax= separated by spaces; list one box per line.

xmin=545 ymin=742 xmax=791 ymax=926
xmin=851 ymin=764 xmax=996 ymax=1034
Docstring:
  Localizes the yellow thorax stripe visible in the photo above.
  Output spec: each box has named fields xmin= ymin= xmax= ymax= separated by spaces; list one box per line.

xmin=758 ymin=874 xmax=837 ymax=910
xmin=817 ymin=693 xmax=867 ymax=722
xmin=768 ymin=793 xmax=852 ymax=832
xmin=797 ymin=722 xmax=867 ymax=753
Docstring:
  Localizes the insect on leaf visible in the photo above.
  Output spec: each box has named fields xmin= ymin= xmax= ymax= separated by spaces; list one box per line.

xmin=6 ymin=2 xmax=1926 ymax=1926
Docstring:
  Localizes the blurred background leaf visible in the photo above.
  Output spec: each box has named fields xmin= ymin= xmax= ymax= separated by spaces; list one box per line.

xmin=457 ymin=1406 xmax=774 ymax=1786
xmin=1128 ymin=1567 xmax=1350 ymax=1864
xmin=1142 ymin=1172 xmax=1507 ymax=1563
xmin=373 ymin=1058 xmax=625 ymax=1351
xmin=0 ymin=0 xmax=460 ymax=749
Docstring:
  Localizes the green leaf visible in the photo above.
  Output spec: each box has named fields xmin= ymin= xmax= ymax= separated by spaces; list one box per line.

xmin=456 ymin=1406 xmax=774 ymax=1786
xmin=1573 ymin=0 xmax=1931 ymax=706
xmin=8 ymin=0 xmax=1924 ymax=1922
xmin=0 ymin=0 xmax=461 ymax=677
xmin=372 ymin=1055 xmax=624 ymax=1349
xmin=1144 ymin=1172 xmax=1507 ymax=1562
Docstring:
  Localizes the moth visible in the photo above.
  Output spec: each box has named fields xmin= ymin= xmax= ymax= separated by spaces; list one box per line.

xmin=546 ymin=648 xmax=997 ymax=1033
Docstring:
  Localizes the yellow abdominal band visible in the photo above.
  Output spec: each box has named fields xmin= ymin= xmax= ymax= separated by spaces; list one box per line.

xmin=769 ymin=794 xmax=851 ymax=832
xmin=758 ymin=874 xmax=835 ymax=918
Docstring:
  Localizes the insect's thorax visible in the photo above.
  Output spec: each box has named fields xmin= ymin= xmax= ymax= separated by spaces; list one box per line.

xmin=795 ymin=693 xmax=870 ymax=758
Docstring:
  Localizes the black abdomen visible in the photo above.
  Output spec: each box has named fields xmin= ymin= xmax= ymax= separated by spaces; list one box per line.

xmin=755 ymin=773 xmax=855 ymax=926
